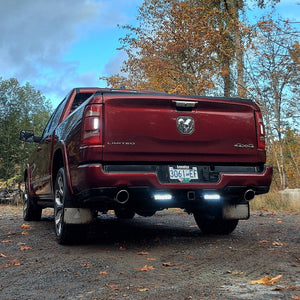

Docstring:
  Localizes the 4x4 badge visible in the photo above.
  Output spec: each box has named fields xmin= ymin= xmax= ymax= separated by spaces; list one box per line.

xmin=177 ymin=116 xmax=194 ymax=135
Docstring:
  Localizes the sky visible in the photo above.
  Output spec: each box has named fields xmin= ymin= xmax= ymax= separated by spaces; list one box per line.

xmin=0 ymin=0 xmax=299 ymax=108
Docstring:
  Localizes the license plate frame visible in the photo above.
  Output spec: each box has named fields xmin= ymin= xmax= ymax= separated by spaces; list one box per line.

xmin=168 ymin=166 xmax=199 ymax=183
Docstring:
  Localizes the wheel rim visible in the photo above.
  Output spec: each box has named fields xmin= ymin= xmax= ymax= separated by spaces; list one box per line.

xmin=54 ymin=173 xmax=64 ymax=236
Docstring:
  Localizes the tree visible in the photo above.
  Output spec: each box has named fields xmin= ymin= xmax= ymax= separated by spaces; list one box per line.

xmin=245 ymin=18 xmax=300 ymax=189
xmin=0 ymin=78 xmax=52 ymax=185
xmin=102 ymin=0 xmax=239 ymax=96
xmin=102 ymin=0 xmax=280 ymax=97
xmin=101 ymin=0 xmax=298 ymax=190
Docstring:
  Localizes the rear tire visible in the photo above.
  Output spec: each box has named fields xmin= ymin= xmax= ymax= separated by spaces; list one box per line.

xmin=194 ymin=213 xmax=238 ymax=235
xmin=114 ymin=208 xmax=135 ymax=219
xmin=54 ymin=168 xmax=87 ymax=244
xmin=23 ymin=177 xmax=42 ymax=221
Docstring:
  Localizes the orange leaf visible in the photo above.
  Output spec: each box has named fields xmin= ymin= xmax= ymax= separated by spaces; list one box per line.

xmin=162 ymin=262 xmax=180 ymax=267
xmin=137 ymin=288 xmax=149 ymax=292
xmin=251 ymin=275 xmax=283 ymax=285
xmin=108 ymin=284 xmax=119 ymax=290
xmin=0 ymin=253 xmax=7 ymax=258
xmin=1 ymin=240 xmax=12 ymax=243
xmin=21 ymin=224 xmax=31 ymax=229
xmin=20 ymin=246 xmax=33 ymax=251
xmin=259 ymin=240 xmax=270 ymax=244
xmin=6 ymin=259 xmax=21 ymax=267
xmin=80 ymin=263 xmax=92 ymax=267
xmin=137 ymin=252 xmax=149 ymax=255
xmin=291 ymin=264 xmax=300 ymax=268
xmin=272 ymin=241 xmax=286 ymax=247
xmin=21 ymin=231 xmax=29 ymax=235
xmin=119 ymin=247 xmax=127 ymax=251
xmin=135 ymin=265 xmax=155 ymax=271
xmin=147 ymin=258 xmax=156 ymax=261
xmin=99 ymin=271 xmax=108 ymax=275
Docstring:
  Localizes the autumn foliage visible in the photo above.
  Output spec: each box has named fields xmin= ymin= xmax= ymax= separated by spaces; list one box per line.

xmin=102 ymin=0 xmax=300 ymax=191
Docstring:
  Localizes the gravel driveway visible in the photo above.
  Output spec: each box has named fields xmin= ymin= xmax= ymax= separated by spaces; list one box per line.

xmin=0 ymin=205 xmax=299 ymax=299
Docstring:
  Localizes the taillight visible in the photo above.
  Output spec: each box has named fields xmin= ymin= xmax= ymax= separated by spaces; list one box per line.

xmin=81 ymin=104 xmax=102 ymax=145
xmin=255 ymin=111 xmax=265 ymax=149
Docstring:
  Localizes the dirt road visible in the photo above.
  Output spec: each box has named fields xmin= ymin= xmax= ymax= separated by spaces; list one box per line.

xmin=0 ymin=205 xmax=299 ymax=299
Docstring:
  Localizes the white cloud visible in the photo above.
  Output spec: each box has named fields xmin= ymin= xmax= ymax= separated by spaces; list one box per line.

xmin=103 ymin=51 xmax=128 ymax=76
xmin=0 ymin=0 xmax=140 ymax=103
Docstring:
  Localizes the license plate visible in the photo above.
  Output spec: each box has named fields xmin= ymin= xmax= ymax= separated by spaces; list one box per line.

xmin=169 ymin=166 xmax=198 ymax=182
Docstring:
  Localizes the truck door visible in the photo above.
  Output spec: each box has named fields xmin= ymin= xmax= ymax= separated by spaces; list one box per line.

xmin=30 ymin=100 xmax=66 ymax=200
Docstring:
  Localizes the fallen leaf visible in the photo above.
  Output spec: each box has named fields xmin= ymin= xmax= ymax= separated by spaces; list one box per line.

xmin=6 ymin=259 xmax=21 ymax=267
xmin=251 ymin=274 xmax=283 ymax=285
xmin=21 ymin=224 xmax=31 ymax=229
xmin=0 ymin=253 xmax=7 ymax=258
xmin=17 ymin=242 xmax=26 ymax=245
xmin=99 ymin=271 xmax=108 ymax=275
xmin=291 ymin=264 xmax=300 ymax=268
xmin=21 ymin=231 xmax=29 ymax=235
xmin=108 ymin=284 xmax=119 ymax=290
xmin=1 ymin=240 xmax=12 ymax=243
xmin=259 ymin=240 xmax=270 ymax=244
xmin=147 ymin=258 xmax=156 ymax=261
xmin=227 ymin=270 xmax=244 ymax=275
xmin=135 ymin=265 xmax=155 ymax=271
xmin=137 ymin=252 xmax=149 ymax=255
xmin=292 ymin=295 xmax=300 ymax=300
xmin=20 ymin=246 xmax=33 ymax=251
xmin=119 ymin=247 xmax=127 ymax=251
xmin=80 ymin=263 xmax=92 ymax=267
xmin=272 ymin=241 xmax=287 ymax=247
xmin=162 ymin=262 xmax=180 ymax=267
xmin=137 ymin=288 xmax=149 ymax=292
xmin=11 ymin=259 xmax=21 ymax=266
xmin=189 ymin=225 xmax=198 ymax=228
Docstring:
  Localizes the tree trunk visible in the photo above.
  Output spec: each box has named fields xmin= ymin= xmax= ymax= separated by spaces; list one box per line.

xmin=232 ymin=1 xmax=246 ymax=98
xmin=223 ymin=56 xmax=232 ymax=97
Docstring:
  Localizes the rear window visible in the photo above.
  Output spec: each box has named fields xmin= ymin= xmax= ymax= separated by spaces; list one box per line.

xmin=71 ymin=93 xmax=94 ymax=112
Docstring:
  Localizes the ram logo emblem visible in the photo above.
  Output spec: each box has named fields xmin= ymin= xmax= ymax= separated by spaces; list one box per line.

xmin=177 ymin=116 xmax=194 ymax=135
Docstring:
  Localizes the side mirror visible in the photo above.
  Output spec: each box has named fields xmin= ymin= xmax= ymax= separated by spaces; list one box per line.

xmin=20 ymin=130 xmax=34 ymax=142
xmin=19 ymin=130 xmax=42 ymax=143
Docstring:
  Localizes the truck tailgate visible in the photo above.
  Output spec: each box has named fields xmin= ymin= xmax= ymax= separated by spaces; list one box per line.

xmin=102 ymin=94 xmax=262 ymax=163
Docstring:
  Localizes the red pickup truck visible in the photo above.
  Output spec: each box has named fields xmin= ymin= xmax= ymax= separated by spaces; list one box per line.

xmin=20 ymin=87 xmax=273 ymax=244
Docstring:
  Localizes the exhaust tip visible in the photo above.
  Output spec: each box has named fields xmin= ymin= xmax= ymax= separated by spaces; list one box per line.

xmin=115 ymin=190 xmax=129 ymax=204
xmin=244 ymin=189 xmax=255 ymax=201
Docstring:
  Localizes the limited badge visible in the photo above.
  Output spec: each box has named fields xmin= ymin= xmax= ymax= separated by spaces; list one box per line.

xmin=177 ymin=116 xmax=195 ymax=135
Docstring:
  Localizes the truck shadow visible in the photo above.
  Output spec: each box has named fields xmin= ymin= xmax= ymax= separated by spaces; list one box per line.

xmin=86 ymin=214 xmax=201 ymax=246
xmin=41 ymin=212 xmax=231 ymax=246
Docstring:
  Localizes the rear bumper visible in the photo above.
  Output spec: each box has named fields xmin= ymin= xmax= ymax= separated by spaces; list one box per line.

xmin=69 ymin=163 xmax=273 ymax=210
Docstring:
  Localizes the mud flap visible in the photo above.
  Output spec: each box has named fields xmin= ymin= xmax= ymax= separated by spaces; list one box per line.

xmin=223 ymin=203 xmax=249 ymax=220
xmin=64 ymin=208 xmax=93 ymax=224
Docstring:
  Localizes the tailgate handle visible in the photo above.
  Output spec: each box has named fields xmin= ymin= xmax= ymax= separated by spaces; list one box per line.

xmin=174 ymin=101 xmax=197 ymax=111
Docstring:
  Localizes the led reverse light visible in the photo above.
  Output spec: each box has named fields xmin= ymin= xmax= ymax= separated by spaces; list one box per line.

xmin=154 ymin=193 xmax=173 ymax=201
xmin=203 ymin=193 xmax=221 ymax=201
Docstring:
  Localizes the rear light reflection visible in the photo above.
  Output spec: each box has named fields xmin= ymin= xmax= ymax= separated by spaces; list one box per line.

xmin=81 ymin=104 xmax=102 ymax=146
